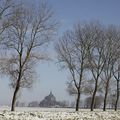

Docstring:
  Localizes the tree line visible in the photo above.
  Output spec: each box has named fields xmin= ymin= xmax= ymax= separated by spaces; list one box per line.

xmin=55 ymin=23 xmax=120 ymax=111
xmin=0 ymin=0 xmax=120 ymax=112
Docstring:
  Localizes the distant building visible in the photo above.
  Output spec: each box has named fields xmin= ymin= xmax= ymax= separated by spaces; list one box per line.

xmin=39 ymin=91 xmax=67 ymax=108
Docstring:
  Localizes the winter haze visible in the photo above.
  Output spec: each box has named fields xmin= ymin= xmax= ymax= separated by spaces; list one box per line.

xmin=0 ymin=0 xmax=120 ymax=106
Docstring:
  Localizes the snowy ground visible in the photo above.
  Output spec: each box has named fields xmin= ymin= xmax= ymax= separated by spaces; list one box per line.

xmin=0 ymin=107 xmax=120 ymax=120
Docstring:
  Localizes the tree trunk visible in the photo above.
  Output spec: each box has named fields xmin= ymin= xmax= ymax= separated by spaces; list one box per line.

xmin=90 ymin=80 xmax=98 ymax=111
xmin=75 ymin=91 xmax=80 ymax=111
xmin=103 ymin=79 xmax=109 ymax=111
xmin=103 ymin=81 xmax=108 ymax=111
xmin=103 ymin=91 xmax=108 ymax=111
xmin=11 ymin=70 xmax=21 ymax=111
xmin=11 ymin=85 xmax=20 ymax=111
xmin=115 ymin=80 xmax=119 ymax=111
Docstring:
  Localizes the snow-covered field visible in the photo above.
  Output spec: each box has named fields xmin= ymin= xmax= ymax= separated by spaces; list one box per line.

xmin=0 ymin=107 xmax=120 ymax=120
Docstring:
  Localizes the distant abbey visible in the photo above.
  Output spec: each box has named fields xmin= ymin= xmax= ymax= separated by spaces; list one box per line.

xmin=28 ymin=92 xmax=68 ymax=108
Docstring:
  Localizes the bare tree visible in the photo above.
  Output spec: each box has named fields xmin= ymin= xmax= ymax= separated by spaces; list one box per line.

xmin=100 ymin=26 xmax=120 ymax=111
xmin=1 ymin=2 xmax=57 ymax=111
xmin=85 ymin=23 xmax=106 ymax=111
xmin=112 ymin=28 xmax=120 ymax=111
xmin=113 ymin=63 xmax=120 ymax=111
xmin=56 ymin=23 xmax=91 ymax=111
xmin=112 ymin=51 xmax=120 ymax=111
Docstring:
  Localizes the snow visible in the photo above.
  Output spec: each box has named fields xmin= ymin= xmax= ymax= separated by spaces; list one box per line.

xmin=0 ymin=107 xmax=120 ymax=120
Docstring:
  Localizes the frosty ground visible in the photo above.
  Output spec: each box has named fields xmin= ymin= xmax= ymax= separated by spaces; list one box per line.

xmin=0 ymin=107 xmax=120 ymax=120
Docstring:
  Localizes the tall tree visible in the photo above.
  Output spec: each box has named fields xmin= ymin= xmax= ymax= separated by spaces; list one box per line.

xmin=101 ymin=26 xmax=120 ymax=111
xmin=86 ymin=23 xmax=106 ymax=111
xmin=113 ymin=63 xmax=120 ymax=111
xmin=112 ymin=27 xmax=120 ymax=111
xmin=1 ymin=2 xmax=57 ymax=111
xmin=56 ymin=23 xmax=91 ymax=111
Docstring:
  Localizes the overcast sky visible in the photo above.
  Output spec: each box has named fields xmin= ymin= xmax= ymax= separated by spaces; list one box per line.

xmin=0 ymin=0 xmax=120 ymax=106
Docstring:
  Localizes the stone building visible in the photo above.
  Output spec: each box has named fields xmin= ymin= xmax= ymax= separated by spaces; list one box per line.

xmin=39 ymin=92 xmax=62 ymax=107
